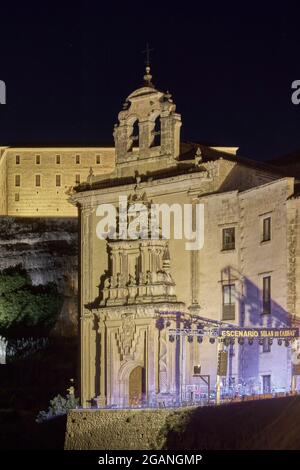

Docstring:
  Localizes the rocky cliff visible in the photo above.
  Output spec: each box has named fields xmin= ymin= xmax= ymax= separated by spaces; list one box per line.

xmin=0 ymin=217 xmax=78 ymax=336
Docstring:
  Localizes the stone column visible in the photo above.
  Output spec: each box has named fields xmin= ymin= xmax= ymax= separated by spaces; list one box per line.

xmin=158 ymin=325 xmax=168 ymax=393
xmin=139 ymin=120 xmax=151 ymax=157
xmin=97 ymin=319 xmax=106 ymax=406
xmin=80 ymin=313 xmax=93 ymax=407
xmin=114 ymin=123 xmax=131 ymax=162
xmin=160 ymin=112 xmax=181 ymax=158
xmin=79 ymin=206 xmax=94 ymax=407
xmin=189 ymin=194 xmax=200 ymax=311
xmin=80 ymin=206 xmax=94 ymax=307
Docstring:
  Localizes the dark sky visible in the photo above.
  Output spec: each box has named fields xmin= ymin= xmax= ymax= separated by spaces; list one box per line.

xmin=1 ymin=2 xmax=300 ymax=161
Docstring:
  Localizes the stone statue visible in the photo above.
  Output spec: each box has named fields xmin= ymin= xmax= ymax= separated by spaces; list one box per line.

xmin=128 ymin=274 xmax=136 ymax=286
xmin=146 ymin=271 xmax=152 ymax=284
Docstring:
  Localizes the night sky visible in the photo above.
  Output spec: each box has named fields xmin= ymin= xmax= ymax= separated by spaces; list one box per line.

xmin=1 ymin=3 xmax=300 ymax=161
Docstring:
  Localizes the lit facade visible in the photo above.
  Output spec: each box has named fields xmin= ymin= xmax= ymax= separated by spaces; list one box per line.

xmin=72 ymin=69 xmax=300 ymax=407
xmin=0 ymin=146 xmax=115 ymax=216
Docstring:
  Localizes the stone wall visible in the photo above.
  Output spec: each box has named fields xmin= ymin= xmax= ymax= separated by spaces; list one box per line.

xmin=65 ymin=396 xmax=300 ymax=450
xmin=0 ymin=149 xmax=7 ymax=215
xmin=64 ymin=407 xmax=193 ymax=450
xmin=2 ymin=147 xmax=115 ymax=217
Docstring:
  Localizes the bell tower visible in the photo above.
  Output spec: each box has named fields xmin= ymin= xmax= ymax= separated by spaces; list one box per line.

xmin=113 ymin=63 xmax=182 ymax=170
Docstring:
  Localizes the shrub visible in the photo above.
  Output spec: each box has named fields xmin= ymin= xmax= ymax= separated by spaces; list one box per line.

xmin=36 ymin=393 xmax=79 ymax=423
xmin=0 ymin=266 xmax=62 ymax=333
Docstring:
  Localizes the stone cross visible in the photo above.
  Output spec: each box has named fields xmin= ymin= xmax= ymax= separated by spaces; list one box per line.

xmin=142 ymin=43 xmax=154 ymax=67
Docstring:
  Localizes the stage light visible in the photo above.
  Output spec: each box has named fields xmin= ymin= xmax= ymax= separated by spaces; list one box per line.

xmin=248 ymin=338 xmax=254 ymax=345
xmin=197 ymin=336 xmax=203 ymax=344
xmin=209 ymin=338 xmax=215 ymax=344
xmin=169 ymin=335 xmax=175 ymax=342
xmin=188 ymin=335 xmax=193 ymax=343
xmin=278 ymin=339 xmax=283 ymax=345
xmin=238 ymin=338 xmax=244 ymax=345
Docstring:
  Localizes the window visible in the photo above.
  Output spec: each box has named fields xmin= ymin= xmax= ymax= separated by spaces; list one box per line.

xmin=222 ymin=284 xmax=235 ymax=320
xmin=222 ymin=227 xmax=235 ymax=250
xmin=56 ymin=155 xmax=61 ymax=164
xmin=262 ymin=276 xmax=271 ymax=314
xmin=75 ymin=174 xmax=80 ymax=184
xmin=75 ymin=154 xmax=80 ymax=164
xmin=15 ymin=193 xmax=19 ymax=202
xmin=56 ymin=175 xmax=61 ymax=187
xmin=262 ymin=374 xmax=271 ymax=394
xmin=15 ymin=175 xmax=20 ymax=187
xmin=35 ymin=175 xmax=41 ymax=187
xmin=262 ymin=216 xmax=271 ymax=242
xmin=262 ymin=338 xmax=271 ymax=353
xmin=96 ymin=154 xmax=101 ymax=165
xmin=15 ymin=155 xmax=20 ymax=165
xmin=36 ymin=155 xmax=40 ymax=165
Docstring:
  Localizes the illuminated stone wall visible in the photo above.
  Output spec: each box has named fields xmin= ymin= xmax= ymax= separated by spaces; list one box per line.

xmin=0 ymin=148 xmax=7 ymax=215
xmin=65 ymin=407 xmax=189 ymax=450
xmin=72 ymin=75 xmax=300 ymax=407
xmin=0 ymin=147 xmax=115 ymax=217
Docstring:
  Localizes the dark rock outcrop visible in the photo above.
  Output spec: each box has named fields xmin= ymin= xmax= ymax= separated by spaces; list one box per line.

xmin=0 ymin=217 xmax=79 ymax=336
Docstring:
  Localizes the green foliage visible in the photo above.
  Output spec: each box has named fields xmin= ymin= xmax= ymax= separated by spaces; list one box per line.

xmin=36 ymin=393 xmax=79 ymax=423
xmin=0 ymin=267 xmax=62 ymax=332
xmin=0 ymin=271 xmax=27 ymax=295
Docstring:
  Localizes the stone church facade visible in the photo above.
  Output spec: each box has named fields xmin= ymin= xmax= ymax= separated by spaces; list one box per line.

xmin=72 ymin=68 xmax=300 ymax=407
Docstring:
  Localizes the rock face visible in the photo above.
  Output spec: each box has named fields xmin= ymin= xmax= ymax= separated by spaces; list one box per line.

xmin=0 ymin=216 xmax=78 ymax=336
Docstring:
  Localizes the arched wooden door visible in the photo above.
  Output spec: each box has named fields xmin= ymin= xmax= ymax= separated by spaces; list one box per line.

xmin=129 ymin=366 xmax=145 ymax=406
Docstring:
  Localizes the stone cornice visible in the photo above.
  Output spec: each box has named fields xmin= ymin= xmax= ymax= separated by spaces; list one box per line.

xmin=71 ymin=169 xmax=214 ymax=208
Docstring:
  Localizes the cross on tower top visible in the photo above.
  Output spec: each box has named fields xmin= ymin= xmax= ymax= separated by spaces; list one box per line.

xmin=142 ymin=43 xmax=154 ymax=67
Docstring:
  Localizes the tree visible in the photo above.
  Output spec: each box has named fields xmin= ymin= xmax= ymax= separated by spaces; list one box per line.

xmin=0 ymin=266 xmax=62 ymax=333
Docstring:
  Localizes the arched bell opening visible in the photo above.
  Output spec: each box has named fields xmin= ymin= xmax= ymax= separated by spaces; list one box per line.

xmin=129 ymin=119 xmax=139 ymax=151
xmin=150 ymin=115 xmax=161 ymax=148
